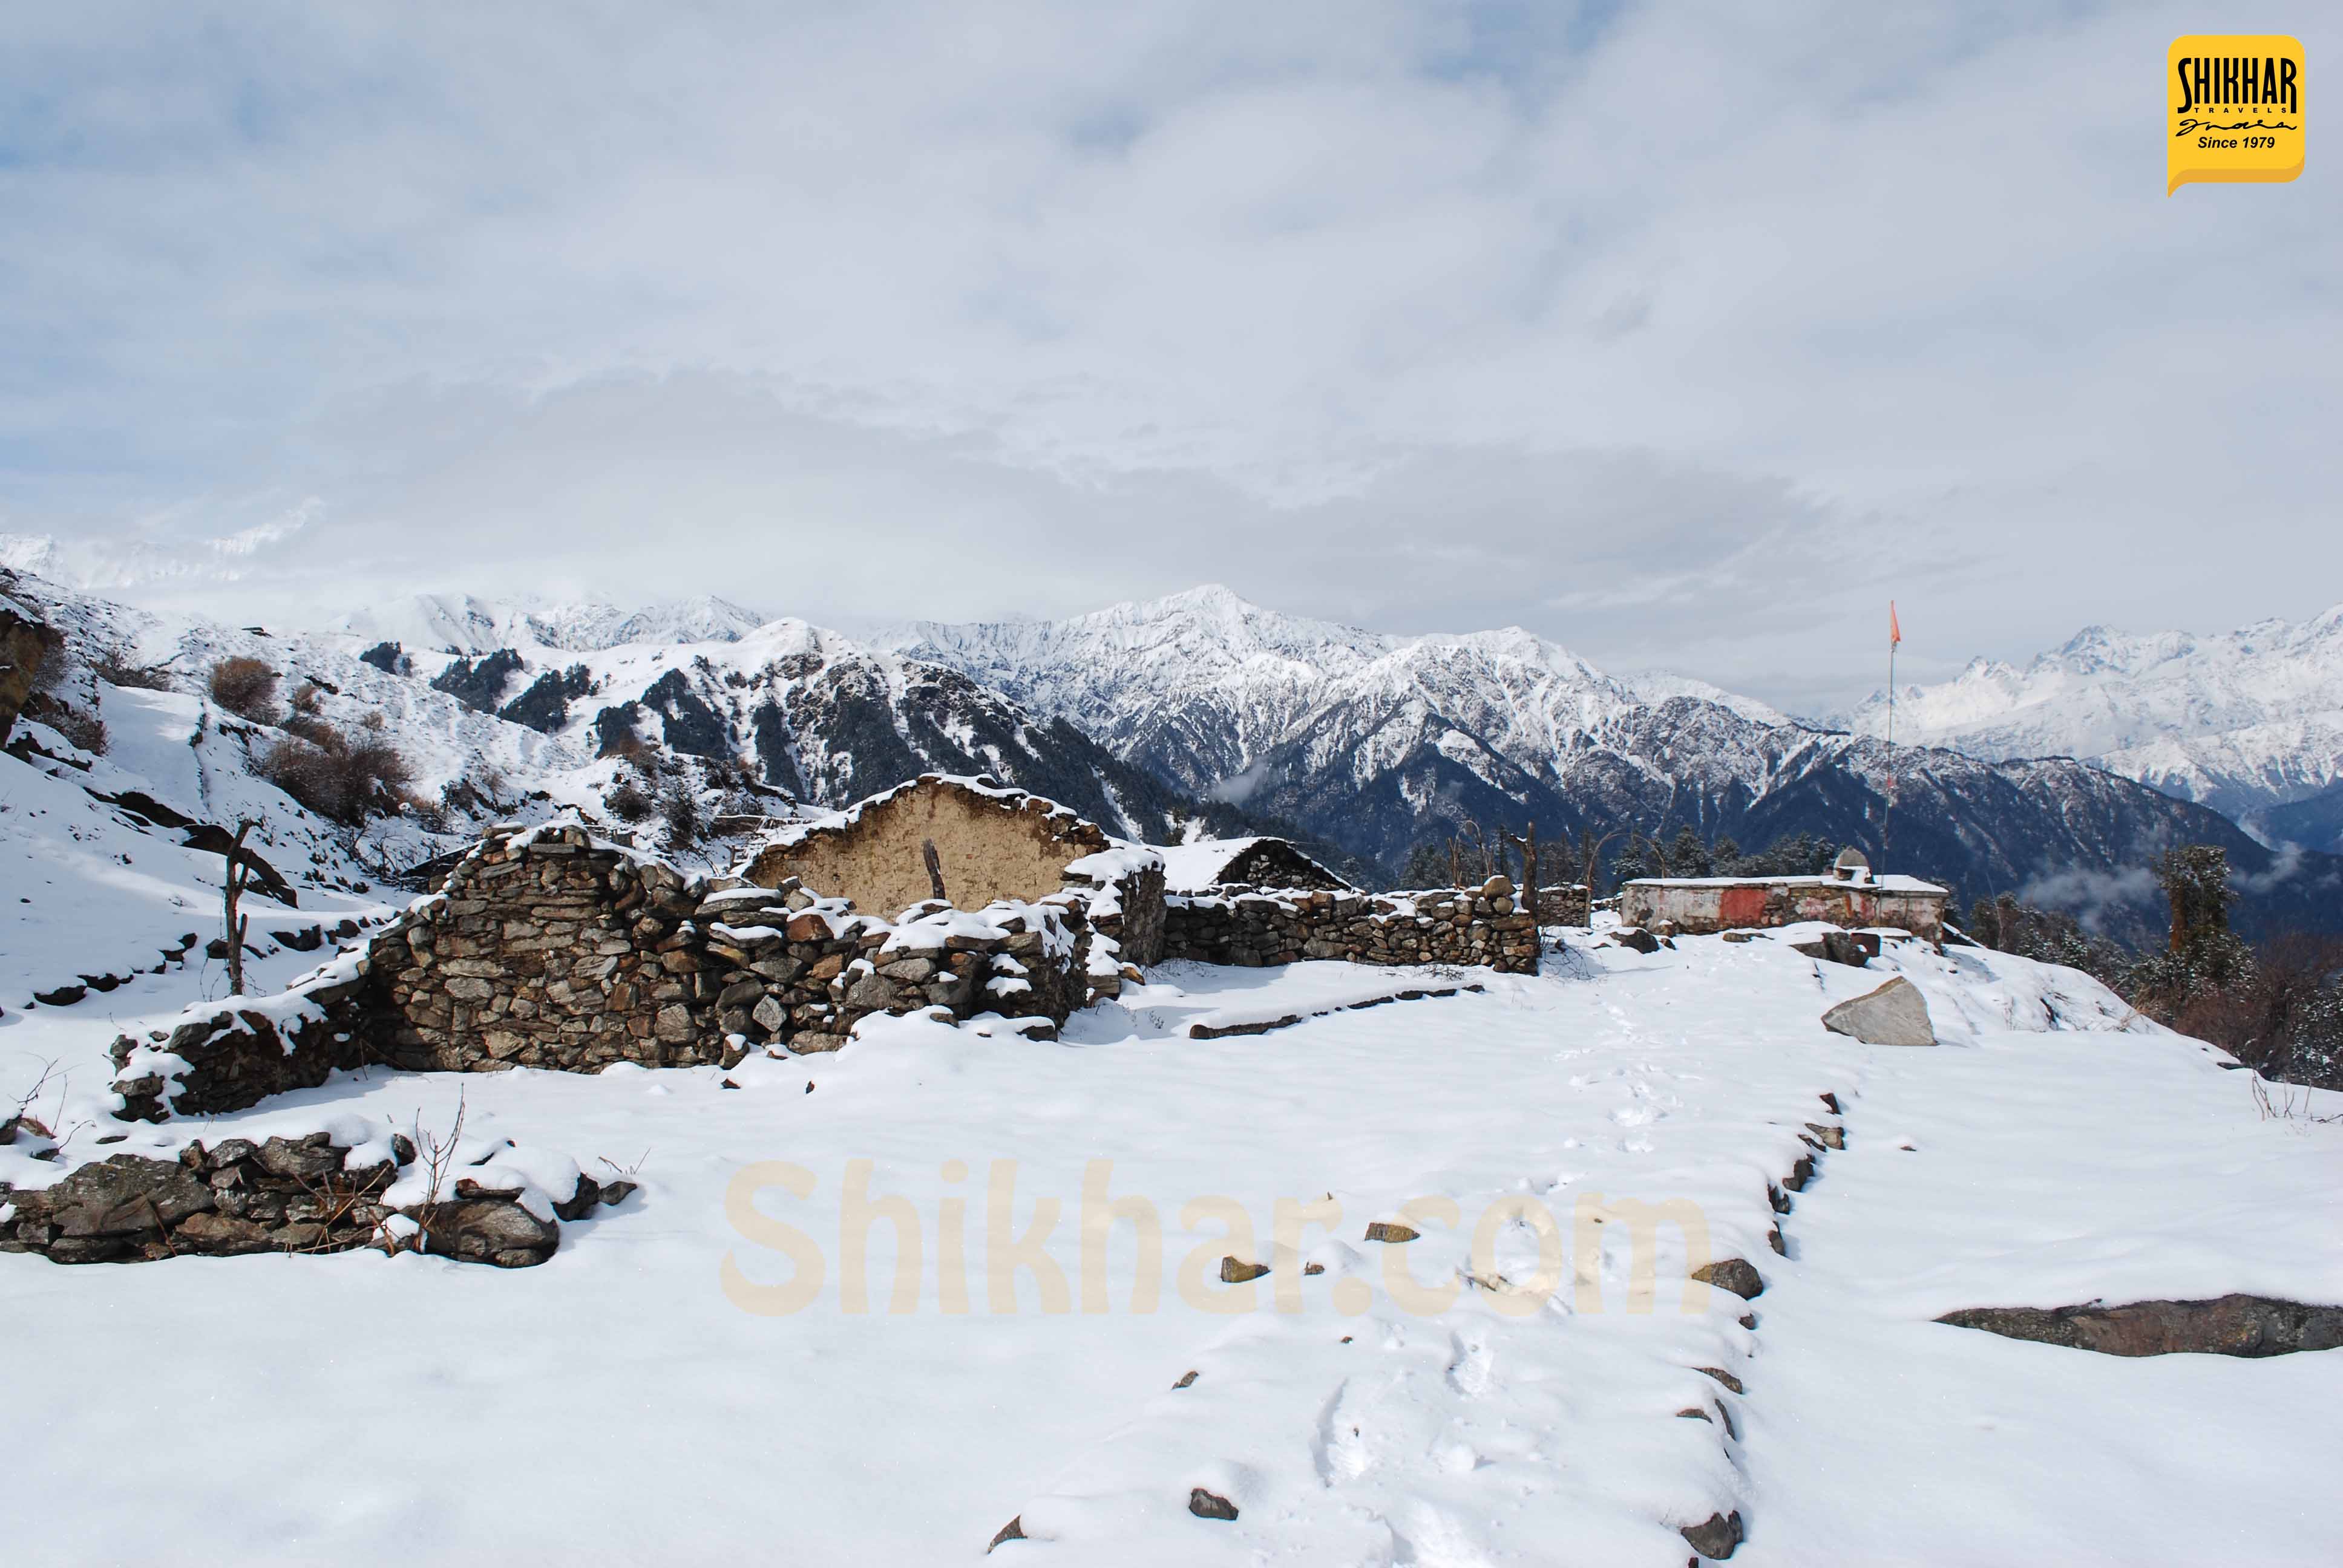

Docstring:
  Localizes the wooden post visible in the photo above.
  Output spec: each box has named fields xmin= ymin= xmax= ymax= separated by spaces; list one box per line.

xmin=223 ymin=819 xmax=256 ymax=995
xmin=922 ymin=838 xmax=948 ymax=904
xmin=1579 ymin=826 xmax=1624 ymax=930
xmin=1503 ymin=823 xmax=1541 ymax=927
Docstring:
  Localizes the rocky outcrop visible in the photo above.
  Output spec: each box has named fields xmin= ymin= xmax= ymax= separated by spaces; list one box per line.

xmin=0 ymin=589 xmax=61 ymax=746
xmin=0 ymin=1134 xmax=619 ymax=1268
xmin=1938 ymin=1295 xmax=2343 ymax=1357
xmin=1819 ymin=976 xmax=1936 ymax=1047
xmin=1161 ymin=876 xmax=1541 ymax=975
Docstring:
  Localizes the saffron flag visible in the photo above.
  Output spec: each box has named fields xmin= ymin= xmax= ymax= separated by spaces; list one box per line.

xmin=1890 ymin=601 xmax=1901 ymax=646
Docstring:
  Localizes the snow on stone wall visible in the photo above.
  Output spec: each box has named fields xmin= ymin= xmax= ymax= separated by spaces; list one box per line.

xmin=1161 ymin=875 xmax=1541 ymax=974
xmin=108 ymin=822 xmax=1098 ymax=1119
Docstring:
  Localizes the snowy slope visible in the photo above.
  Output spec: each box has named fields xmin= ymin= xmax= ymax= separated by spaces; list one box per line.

xmin=1 ymin=921 xmax=2333 ymax=1564
xmin=2 ymin=569 xmax=1228 ymax=891
xmin=1840 ymin=607 xmax=2343 ymax=830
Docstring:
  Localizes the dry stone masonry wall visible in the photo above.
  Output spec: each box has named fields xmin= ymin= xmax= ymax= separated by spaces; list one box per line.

xmin=110 ymin=823 xmax=1096 ymax=1119
xmin=0 ymin=1131 xmax=629 ymax=1269
xmin=369 ymin=832 xmax=733 ymax=1074
xmin=1161 ymin=876 xmax=1541 ymax=975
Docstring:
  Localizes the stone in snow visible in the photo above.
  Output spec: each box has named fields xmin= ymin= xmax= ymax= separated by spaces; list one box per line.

xmin=1820 ymin=976 xmax=1936 ymax=1047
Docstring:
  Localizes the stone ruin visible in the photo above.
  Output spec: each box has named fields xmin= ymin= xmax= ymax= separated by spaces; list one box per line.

xmin=1 ymin=1127 xmax=631 ymax=1270
xmin=107 ymin=785 xmax=1551 ymax=1123
xmin=66 ymin=780 xmax=1554 ymax=1277
xmin=111 ymin=820 xmax=1109 ymax=1122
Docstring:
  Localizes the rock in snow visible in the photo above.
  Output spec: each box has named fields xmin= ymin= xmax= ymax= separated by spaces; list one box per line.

xmin=1820 ymin=976 xmax=1937 ymax=1046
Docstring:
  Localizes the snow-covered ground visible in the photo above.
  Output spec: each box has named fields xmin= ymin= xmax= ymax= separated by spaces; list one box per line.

xmin=3 ymin=918 xmax=2336 ymax=1565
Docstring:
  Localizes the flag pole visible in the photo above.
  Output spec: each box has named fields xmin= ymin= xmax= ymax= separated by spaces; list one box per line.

xmin=1884 ymin=601 xmax=1899 ymax=867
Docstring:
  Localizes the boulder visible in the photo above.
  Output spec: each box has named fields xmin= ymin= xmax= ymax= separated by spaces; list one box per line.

xmin=1691 ymin=1258 xmax=1765 ymax=1299
xmin=1792 ymin=930 xmax=1874 ymax=967
xmin=1938 ymin=1295 xmax=2343 ymax=1357
xmin=1680 ymin=1509 xmax=1745 ymax=1560
xmin=1820 ymin=976 xmax=1936 ymax=1047
xmin=418 ymin=1198 xmax=561 ymax=1269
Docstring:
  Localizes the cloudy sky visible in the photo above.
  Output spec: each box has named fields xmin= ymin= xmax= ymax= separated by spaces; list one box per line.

xmin=1 ymin=2 xmax=2334 ymax=711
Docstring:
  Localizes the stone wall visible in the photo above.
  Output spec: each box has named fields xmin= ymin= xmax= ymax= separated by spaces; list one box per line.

xmin=1161 ymin=876 xmax=1541 ymax=975
xmin=110 ymin=823 xmax=1096 ymax=1119
xmin=367 ymin=831 xmax=733 ymax=1074
xmin=111 ymin=981 xmax=374 ymax=1123
xmin=744 ymin=774 xmax=1112 ymax=920
xmin=0 ymin=1134 xmax=626 ymax=1268
xmin=1063 ymin=847 xmax=1168 ymax=969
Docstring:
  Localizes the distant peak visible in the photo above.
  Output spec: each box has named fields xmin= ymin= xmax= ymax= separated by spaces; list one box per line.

xmin=1150 ymin=583 xmax=1256 ymax=613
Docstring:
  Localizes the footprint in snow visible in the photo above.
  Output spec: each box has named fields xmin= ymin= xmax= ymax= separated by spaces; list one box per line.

xmin=1444 ymin=1330 xmax=1493 ymax=1397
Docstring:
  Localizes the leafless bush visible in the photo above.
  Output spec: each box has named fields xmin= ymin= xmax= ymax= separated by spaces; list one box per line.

xmin=661 ymin=786 xmax=701 ymax=845
xmin=209 ymin=656 xmax=279 ymax=721
xmin=91 ymin=655 xmax=173 ymax=691
xmin=609 ymin=734 xmax=660 ymax=774
xmin=47 ymin=704 xmax=108 ymax=755
xmin=289 ymin=680 xmax=326 ymax=717
xmin=258 ymin=719 xmax=416 ymax=825
xmin=606 ymin=779 xmax=653 ymax=823
xmin=2250 ymin=1074 xmax=2341 ymax=1123
xmin=382 ymin=1093 xmax=468 ymax=1255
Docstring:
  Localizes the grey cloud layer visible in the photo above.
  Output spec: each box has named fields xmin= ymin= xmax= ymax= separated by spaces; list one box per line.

xmin=2 ymin=1 xmax=2335 ymax=711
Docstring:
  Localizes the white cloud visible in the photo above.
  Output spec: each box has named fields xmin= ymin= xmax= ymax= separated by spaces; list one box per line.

xmin=1 ymin=1 xmax=2336 ymax=711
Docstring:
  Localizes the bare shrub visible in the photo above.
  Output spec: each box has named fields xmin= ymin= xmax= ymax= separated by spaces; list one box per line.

xmin=258 ymin=719 xmax=416 ymax=825
xmin=605 ymin=779 xmax=653 ymax=823
xmin=661 ymin=786 xmax=701 ymax=846
xmin=48 ymin=705 xmax=108 ymax=755
xmin=289 ymin=680 xmax=327 ymax=717
xmin=609 ymin=734 xmax=660 ymax=774
xmin=209 ymin=656 xmax=279 ymax=721
xmin=92 ymin=656 xmax=172 ymax=691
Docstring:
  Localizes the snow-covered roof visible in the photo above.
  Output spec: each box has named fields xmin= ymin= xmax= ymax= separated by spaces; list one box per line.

xmin=1625 ymin=874 xmax=1947 ymax=895
xmin=1154 ymin=835 xmax=1349 ymax=893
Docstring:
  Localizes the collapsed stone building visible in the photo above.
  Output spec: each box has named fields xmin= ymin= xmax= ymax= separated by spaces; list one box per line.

xmin=36 ymin=774 xmax=1565 ymax=1272
xmin=106 ymin=774 xmax=1545 ymax=1128
xmin=1619 ymin=849 xmax=1949 ymax=941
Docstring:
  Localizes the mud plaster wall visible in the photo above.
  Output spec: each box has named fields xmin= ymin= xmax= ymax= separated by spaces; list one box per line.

xmin=746 ymin=777 xmax=1110 ymax=920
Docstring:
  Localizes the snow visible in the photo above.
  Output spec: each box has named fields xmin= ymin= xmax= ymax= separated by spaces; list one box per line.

xmin=1840 ymin=602 xmax=2343 ymax=818
xmin=1151 ymin=836 xmax=1341 ymax=894
xmin=4 ymin=915 xmax=2335 ymax=1563
xmin=1098 ymin=958 xmax=1489 ymax=1037
xmin=5 ymin=572 xmax=2340 ymax=1561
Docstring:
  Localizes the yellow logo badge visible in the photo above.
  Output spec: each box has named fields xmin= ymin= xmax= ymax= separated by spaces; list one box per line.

xmin=2169 ymin=36 xmax=2305 ymax=194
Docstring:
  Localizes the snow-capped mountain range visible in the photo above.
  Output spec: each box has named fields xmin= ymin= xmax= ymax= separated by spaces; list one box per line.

xmin=1841 ymin=606 xmax=2343 ymax=848
xmin=10 ymin=567 xmax=2339 ymax=945
xmin=328 ymin=592 xmax=776 ymax=658
xmin=886 ymin=588 xmax=2336 ymax=936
